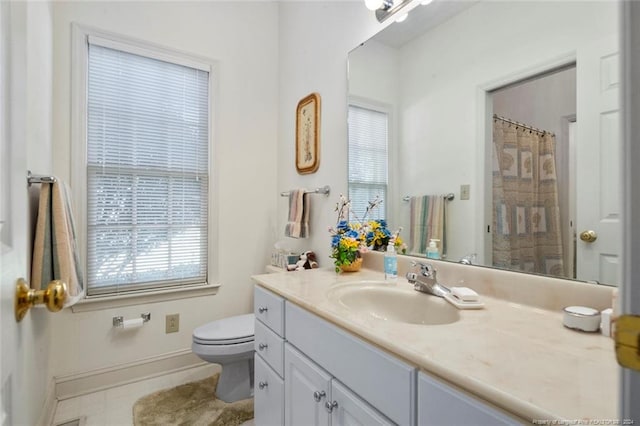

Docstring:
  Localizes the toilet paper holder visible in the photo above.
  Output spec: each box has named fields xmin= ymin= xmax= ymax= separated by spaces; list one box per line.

xmin=113 ymin=312 xmax=151 ymax=328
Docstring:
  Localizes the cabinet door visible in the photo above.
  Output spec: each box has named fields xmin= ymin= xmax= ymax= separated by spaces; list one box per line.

xmin=330 ymin=380 xmax=394 ymax=426
xmin=255 ymin=355 xmax=284 ymax=426
xmin=418 ymin=372 xmax=519 ymax=425
xmin=285 ymin=344 xmax=331 ymax=426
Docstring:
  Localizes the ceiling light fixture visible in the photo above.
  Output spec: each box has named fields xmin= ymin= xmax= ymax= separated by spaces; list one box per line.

xmin=364 ymin=0 xmax=385 ymax=11
xmin=365 ymin=0 xmax=412 ymax=23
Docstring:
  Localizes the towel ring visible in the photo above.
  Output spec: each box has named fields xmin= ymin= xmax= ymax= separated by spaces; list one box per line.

xmin=15 ymin=278 xmax=67 ymax=322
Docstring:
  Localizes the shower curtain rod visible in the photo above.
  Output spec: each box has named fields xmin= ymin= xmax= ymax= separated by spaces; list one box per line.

xmin=493 ymin=114 xmax=555 ymax=136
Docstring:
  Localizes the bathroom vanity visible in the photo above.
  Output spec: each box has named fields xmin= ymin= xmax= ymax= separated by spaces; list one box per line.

xmin=252 ymin=258 xmax=618 ymax=425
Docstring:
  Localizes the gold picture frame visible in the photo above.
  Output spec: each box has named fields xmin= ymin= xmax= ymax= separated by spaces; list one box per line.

xmin=295 ymin=92 xmax=321 ymax=174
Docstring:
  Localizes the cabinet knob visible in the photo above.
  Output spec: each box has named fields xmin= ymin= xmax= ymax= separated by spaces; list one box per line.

xmin=325 ymin=400 xmax=338 ymax=413
xmin=258 ymin=306 xmax=268 ymax=313
xmin=258 ymin=381 xmax=268 ymax=390
xmin=258 ymin=343 xmax=268 ymax=351
xmin=313 ymin=390 xmax=326 ymax=402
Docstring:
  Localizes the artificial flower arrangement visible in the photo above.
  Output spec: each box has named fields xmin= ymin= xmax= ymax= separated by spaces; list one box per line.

xmin=328 ymin=195 xmax=406 ymax=273
xmin=365 ymin=218 xmax=407 ymax=254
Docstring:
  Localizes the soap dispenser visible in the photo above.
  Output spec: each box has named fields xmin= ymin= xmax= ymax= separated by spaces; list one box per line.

xmin=426 ymin=239 xmax=441 ymax=259
xmin=384 ymin=241 xmax=398 ymax=281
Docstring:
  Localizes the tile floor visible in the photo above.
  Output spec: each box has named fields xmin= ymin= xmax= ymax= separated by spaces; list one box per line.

xmin=52 ymin=364 xmax=255 ymax=426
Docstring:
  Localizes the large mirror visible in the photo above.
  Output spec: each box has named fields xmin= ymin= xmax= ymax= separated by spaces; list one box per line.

xmin=348 ymin=0 xmax=621 ymax=285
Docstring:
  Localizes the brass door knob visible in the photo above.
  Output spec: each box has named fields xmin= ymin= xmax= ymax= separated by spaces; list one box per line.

xmin=580 ymin=230 xmax=598 ymax=243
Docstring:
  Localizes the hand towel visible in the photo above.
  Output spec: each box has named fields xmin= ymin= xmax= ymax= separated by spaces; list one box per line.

xmin=31 ymin=179 xmax=84 ymax=306
xmin=409 ymin=195 xmax=447 ymax=257
xmin=284 ymin=189 xmax=310 ymax=238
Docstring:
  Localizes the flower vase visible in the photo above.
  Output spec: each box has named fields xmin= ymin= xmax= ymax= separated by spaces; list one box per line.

xmin=340 ymin=257 xmax=363 ymax=272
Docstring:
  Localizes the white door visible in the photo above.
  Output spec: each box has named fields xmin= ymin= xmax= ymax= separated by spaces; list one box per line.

xmin=1 ymin=2 xmax=30 ymax=423
xmin=284 ymin=344 xmax=331 ymax=426
xmin=575 ymin=35 xmax=621 ymax=285
xmin=330 ymin=380 xmax=393 ymax=426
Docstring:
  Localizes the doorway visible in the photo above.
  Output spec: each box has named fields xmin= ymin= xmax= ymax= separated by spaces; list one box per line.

xmin=489 ymin=65 xmax=576 ymax=279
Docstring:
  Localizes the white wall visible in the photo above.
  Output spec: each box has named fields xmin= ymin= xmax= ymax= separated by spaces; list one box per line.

xmin=0 ymin=2 xmax=54 ymax=424
xmin=277 ymin=1 xmax=383 ymax=267
xmin=50 ymin=1 xmax=279 ymax=377
xmin=395 ymin=1 xmax=617 ymax=262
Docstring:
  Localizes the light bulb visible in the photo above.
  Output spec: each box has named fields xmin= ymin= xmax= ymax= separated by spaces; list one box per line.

xmin=421 ymin=0 xmax=433 ymax=5
xmin=395 ymin=13 xmax=408 ymax=22
xmin=364 ymin=0 xmax=384 ymax=10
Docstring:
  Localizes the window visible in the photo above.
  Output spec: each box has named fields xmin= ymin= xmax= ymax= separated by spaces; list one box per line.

xmin=82 ymin=33 xmax=211 ymax=296
xmin=347 ymin=104 xmax=389 ymax=221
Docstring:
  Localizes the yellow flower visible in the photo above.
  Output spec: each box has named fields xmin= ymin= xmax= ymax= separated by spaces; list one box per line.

xmin=340 ymin=238 xmax=359 ymax=250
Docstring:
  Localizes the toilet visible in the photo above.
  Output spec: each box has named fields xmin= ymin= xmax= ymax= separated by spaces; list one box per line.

xmin=192 ymin=313 xmax=255 ymax=403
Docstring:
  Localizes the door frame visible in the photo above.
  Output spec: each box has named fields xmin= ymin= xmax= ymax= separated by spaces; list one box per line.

xmin=475 ymin=53 xmax=577 ymax=267
xmin=620 ymin=0 xmax=640 ymax=420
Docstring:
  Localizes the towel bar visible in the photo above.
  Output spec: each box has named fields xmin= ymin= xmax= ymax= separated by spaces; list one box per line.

xmin=27 ymin=170 xmax=56 ymax=186
xmin=15 ymin=278 xmax=67 ymax=322
xmin=403 ymin=193 xmax=455 ymax=202
xmin=281 ymin=185 xmax=330 ymax=197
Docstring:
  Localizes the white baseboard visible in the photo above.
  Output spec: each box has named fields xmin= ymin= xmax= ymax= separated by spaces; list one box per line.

xmin=55 ymin=349 xmax=205 ymax=400
xmin=38 ymin=377 xmax=57 ymax=426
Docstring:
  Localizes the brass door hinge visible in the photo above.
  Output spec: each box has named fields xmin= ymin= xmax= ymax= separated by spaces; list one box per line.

xmin=615 ymin=315 xmax=640 ymax=372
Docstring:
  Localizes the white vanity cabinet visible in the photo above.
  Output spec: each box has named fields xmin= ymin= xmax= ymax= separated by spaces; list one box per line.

xmin=417 ymin=372 xmax=521 ymax=425
xmin=254 ymin=286 xmax=286 ymax=426
xmin=254 ymin=284 xmax=524 ymax=426
xmin=285 ymin=343 xmax=393 ymax=426
xmin=285 ymin=301 xmax=415 ymax=425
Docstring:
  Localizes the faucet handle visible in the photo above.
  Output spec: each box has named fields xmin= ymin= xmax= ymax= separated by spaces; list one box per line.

xmin=412 ymin=261 xmax=435 ymax=276
xmin=460 ymin=253 xmax=477 ymax=265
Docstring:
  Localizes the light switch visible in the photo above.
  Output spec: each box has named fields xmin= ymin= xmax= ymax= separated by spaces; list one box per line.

xmin=460 ymin=184 xmax=470 ymax=200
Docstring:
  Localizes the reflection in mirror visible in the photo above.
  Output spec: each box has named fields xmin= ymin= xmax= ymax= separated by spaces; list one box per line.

xmin=347 ymin=0 xmax=620 ymax=285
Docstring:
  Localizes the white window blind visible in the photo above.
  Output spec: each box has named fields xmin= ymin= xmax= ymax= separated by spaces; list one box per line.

xmin=86 ymin=42 xmax=209 ymax=295
xmin=348 ymin=104 xmax=388 ymax=221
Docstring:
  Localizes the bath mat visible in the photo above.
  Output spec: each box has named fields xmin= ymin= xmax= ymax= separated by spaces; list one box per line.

xmin=132 ymin=373 xmax=254 ymax=426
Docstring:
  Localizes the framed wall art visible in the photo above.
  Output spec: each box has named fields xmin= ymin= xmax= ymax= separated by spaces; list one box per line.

xmin=295 ymin=92 xmax=321 ymax=174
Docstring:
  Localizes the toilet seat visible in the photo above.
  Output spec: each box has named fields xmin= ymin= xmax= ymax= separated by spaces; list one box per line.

xmin=192 ymin=313 xmax=255 ymax=346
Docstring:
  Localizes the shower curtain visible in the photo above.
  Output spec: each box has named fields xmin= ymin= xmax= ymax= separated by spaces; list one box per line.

xmin=492 ymin=118 xmax=565 ymax=277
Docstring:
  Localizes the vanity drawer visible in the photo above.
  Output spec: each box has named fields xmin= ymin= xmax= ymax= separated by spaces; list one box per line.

xmin=254 ymin=285 xmax=285 ymax=336
xmin=255 ymin=319 xmax=285 ymax=377
xmin=285 ymin=302 xmax=416 ymax=426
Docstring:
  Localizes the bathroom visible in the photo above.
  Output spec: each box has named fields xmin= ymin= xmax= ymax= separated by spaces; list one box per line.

xmin=1 ymin=0 xmax=639 ymax=425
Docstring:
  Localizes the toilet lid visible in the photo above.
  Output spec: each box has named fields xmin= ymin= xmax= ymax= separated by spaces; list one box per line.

xmin=193 ymin=313 xmax=255 ymax=345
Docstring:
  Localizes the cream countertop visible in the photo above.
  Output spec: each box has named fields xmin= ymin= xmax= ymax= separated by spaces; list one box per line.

xmin=251 ymin=263 xmax=619 ymax=423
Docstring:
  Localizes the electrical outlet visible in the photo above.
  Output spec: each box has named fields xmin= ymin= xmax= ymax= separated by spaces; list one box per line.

xmin=166 ymin=314 xmax=179 ymax=333
xmin=460 ymin=184 xmax=471 ymax=200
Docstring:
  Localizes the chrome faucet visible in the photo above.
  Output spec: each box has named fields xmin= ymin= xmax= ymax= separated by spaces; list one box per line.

xmin=459 ymin=253 xmax=477 ymax=265
xmin=406 ymin=261 xmax=450 ymax=297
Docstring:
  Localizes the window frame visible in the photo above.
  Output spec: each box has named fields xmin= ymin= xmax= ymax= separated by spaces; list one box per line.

xmin=71 ymin=23 xmax=219 ymax=303
xmin=347 ymin=97 xmax=396 ymax=224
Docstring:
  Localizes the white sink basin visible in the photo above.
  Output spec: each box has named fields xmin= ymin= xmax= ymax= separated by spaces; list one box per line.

xmin=327 ymin=281 xmax=460 ymax=325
